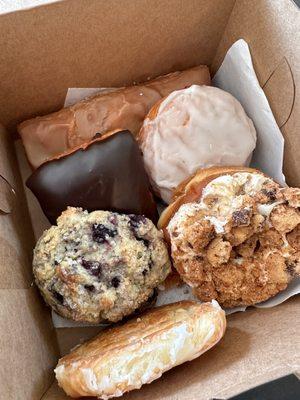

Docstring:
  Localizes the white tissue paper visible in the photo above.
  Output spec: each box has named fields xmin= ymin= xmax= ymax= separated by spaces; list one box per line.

xmin=50 ymin=39 xmax=299 ymax=327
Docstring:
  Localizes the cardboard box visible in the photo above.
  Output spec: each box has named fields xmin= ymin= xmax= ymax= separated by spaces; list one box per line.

xmin=0 ymin=0 xmax=299 ymax=399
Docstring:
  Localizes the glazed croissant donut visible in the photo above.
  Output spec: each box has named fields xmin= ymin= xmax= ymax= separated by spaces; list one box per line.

xmin=55 ymin=301 xmax=226 ymax=399
xmin=163 ymin=167 xmax=300 ymax=307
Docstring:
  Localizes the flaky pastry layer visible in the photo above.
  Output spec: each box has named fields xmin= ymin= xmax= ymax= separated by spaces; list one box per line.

xmin=55 ymin=301 xmax=226 ymax=398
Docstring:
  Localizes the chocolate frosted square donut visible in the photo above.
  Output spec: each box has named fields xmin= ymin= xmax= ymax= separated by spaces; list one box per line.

xmin=26 ymin=130 xmax=158 ymax=224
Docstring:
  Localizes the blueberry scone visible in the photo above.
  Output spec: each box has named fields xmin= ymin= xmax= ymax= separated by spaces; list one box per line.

xmin=164 ymin=167 xmax=300 ymax=307
xmin=33 ymin=207 xmax=171 ymax=323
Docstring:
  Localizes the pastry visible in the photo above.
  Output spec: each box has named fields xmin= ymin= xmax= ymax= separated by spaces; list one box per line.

xmin=55 ymin=300 xmax=226 ymax=399
xmin=33 ymin=207 xmax=171 ymax=323
xmin=26 ymin=129 xmax=158 ymax=225
xmin=138 ymin=85 xmax=257 ymax=203
xmin=158 ymin=166 xmax=256 ymax=231
xmin=165 ymin=167 xmax=300 ymax=307
xmin=18 ymin=65 xmax=210 ymax=168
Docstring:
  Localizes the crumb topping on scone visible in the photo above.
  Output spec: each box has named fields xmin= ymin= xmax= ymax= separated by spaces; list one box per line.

xmin=168 ymin=172 xmax=300 ymax=307
xmin=33 ymin=207 xmax=171 ymax=323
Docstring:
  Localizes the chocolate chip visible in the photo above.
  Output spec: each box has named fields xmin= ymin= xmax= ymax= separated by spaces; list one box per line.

xmin=262 ymin=188 xmax=277 ymax=202
xmin=285 ymin=260 xmax=296 ymax=275
xmin=53 ymin=291 xmax=64 ymax=304
xmin=92 ymin=223 xmax=117 ymax=244
xmin=187 ymin=242 xmax=193 ymax=249
xmin=54 ymin=260 xmax=58 ymax=265
xmin=254 ymin=240 xmax=261 ymax=252
xmin=142 ymin=269 xmax=148 ymax=276
xmin=232 ymin=209 xmax=251 ymax=226
xmin=81 ymin=259 xmax=102 ymax=277
xmin=84 ymin=284 xmax=95 ymax=292
xmin=111 ymin=276 xmax=120 ymax=288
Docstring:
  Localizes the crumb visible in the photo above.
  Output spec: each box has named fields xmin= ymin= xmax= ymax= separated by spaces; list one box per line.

xmin=270 ymin=205 xmax=300 ymax=233
xmin=206 ymin=238 xmax=231 ymax=266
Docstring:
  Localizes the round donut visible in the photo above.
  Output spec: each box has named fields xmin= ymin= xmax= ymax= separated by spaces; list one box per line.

xmin=138 ymin=85 xmax=257 ymax=203
xmin=167 ymin=168 xmax=300 ymax=307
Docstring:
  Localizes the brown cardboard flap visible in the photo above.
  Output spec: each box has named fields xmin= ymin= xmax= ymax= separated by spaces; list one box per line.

xmin=0 ymin=175 xmax=16 ymax=214
xmin=262 ymin=57 xmax=295 ymax=129
xmin=0 ymin=0 xmax=235 ymax=133
xmin=0 ymin=126 xmax=35 ymax=289
xmin=0 ymin=1 xmax=299 ymax=400
xmin=42 ymin=381 xmax=66 ymax=400
xmin=0 ymin=288 xmax=59 ymax=399
xmin=212 ymin=0 xmax=300 ymax=186
xmin=55 ymin=326 xmax=105 ymax=356
xmin=15 ymin=140 xmax=51 ymax=240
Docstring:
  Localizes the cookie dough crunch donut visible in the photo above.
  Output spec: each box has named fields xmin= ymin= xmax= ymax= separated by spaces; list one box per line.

xmin=165 ymin=167 xmax=300 ymax=307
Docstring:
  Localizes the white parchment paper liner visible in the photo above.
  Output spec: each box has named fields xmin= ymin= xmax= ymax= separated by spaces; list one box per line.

xmin=44 ymin=39 xmax=299 ymax=327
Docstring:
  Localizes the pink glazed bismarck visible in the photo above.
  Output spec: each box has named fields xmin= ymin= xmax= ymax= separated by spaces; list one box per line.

xmin=138 ymin=85 xmax=257 ymax=204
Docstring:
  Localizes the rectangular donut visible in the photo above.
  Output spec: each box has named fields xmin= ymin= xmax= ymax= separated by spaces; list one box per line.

xmin=18 ymin=65 xmax=210 ymax=169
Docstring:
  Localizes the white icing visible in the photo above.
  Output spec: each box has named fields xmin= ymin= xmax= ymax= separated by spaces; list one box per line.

xmin=140 ymin=85 xmax=257 ymax=203
xmin=211 ymin=299 xmax=222 ymax=310
xmin=204 ymin=216 xmax=227 ymax=234
xmin=233 ymin=257 xmax=244 ymax=265
xmin=257 ymin=201 xmax=283 ymax=217
xmin=81 ymin=368 xmax=98 ymax=391
xmin=243 ymin=173 xmax=269 ymax=194
xmin=54 ymin=364 xmax=65 ymax=378
xmin=168 ymin=172 xmax=274 ymax=250
xmin=168 ymin=203 xmax=202 ymax=235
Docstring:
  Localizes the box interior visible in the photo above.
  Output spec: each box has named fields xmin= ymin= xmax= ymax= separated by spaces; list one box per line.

xmin=0 ymin=1 xmax=299 ymax=399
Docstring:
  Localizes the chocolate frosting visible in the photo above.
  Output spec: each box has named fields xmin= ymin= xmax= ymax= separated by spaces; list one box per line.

xmin=26 ymin=130 xmax=158 ymax=224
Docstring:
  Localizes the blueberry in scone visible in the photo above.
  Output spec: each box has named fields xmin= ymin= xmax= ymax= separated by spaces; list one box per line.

xmin=33 ymin=207 xmax=171 ymax=323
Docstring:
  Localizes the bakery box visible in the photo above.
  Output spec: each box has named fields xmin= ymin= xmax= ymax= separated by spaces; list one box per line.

xmin=0 ymin=0 xmax=299 ymax=399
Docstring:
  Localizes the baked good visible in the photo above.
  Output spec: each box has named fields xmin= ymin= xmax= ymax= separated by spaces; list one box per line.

xmin=18 ymin=65 xmax=210 ymax=169
xmin=159 ymin=166 xmax=256 ymax=231
xmin=55 ymin=300 xmax=226 ymax=399
xmin=166 ymin=167 xmax=300 ymax=307
xmin=26 ymin=129 xmax=158 ymax=225
xmin=33 ymin=207 xmax=171 ymax=323
xmin=138 ymin=85 xmax=257 ymax=203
